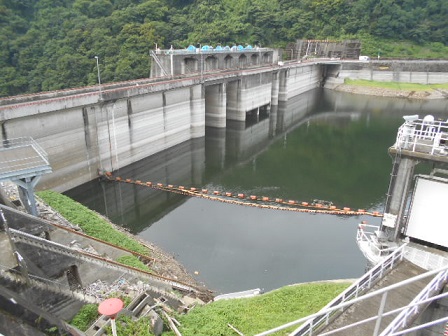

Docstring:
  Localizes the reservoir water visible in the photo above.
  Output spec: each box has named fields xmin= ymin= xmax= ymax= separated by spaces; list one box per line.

xmin=65 ymin=88 xmax=448 ymax=294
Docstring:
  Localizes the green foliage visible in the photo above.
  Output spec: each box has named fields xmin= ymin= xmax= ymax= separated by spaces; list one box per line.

xmin=69 ymin=282 xmax=349 ymax=335
xmin=345 ymin=78 xmax=448 ymax=91
xmin=165 ymin=282 xmax=350 ymax=336
xmin=116 ymin=255 xmax=151 ymax=272
xmin=37 ymin=190 xmax=149 ymax=255
xmin=106 ymin=315 xmax=154 ymax=335
xmin=70 ymin=304 xmax=99 ymax=331
xmin=1 ymin=0 xmax=447 ymax=96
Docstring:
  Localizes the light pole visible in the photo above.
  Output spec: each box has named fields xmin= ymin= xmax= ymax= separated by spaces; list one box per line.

xmin=94 ymin=56 xmax=102 ymax=100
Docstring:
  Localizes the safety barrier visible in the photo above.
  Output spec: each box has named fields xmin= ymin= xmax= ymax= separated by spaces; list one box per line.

xmin=257 ymin=247 xmax=448 ymax=336
xmin=381 ymin=267 xmax=448 ymax=335
xmin=102 ymin=172 xmax=383 ymax=217
xmin=289 ymin=244 xmax=407 ymax=336
xmin=394 ymin=117 xmax=448 ymax=155
xmin=356 ymin=222 xmax=398 ymax=264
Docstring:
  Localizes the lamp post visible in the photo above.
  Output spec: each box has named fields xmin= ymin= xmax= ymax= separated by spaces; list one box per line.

xmin=94 ymin=56 xmax=102 ymax=100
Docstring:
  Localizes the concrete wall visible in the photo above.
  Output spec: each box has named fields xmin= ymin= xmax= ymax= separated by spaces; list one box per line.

xmin=151 ymin=49 xmax=276 ymax=77
xmin=0 ymin=84 xmax=205 ymax=192
xmin=11 ymin=60 xmax=443 ymax=194
xmin=336 ymin=61 xmax=448 ymax=84
xmin=227 ymin=73 xmax=274 ymax=121
xmin=279 ymin=64 xmax=322 ymax=101
xmin=205 ymin=83 xmax=227 ymax=127
xmin=0 ymin=64 xmax=322 ymax=193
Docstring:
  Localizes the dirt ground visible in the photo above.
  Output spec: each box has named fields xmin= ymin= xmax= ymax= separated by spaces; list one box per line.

xmin=334 ymin=84 xmax=448 ymax=100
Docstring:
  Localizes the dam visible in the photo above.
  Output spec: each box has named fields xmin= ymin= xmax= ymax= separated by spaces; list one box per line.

xmin=0 ymin=56 xmax=448 ymax=195
xmin=1 ymin=54 xmax=448 ymax=334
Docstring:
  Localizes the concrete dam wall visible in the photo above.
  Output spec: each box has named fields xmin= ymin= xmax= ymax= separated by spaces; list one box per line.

xmin=1 ymin=60 xmax=445 ymax=193
xmin=0 ymin=63 xmax=322 ymax=192
xmin=330 ymin=60 xmax=448 ymax=84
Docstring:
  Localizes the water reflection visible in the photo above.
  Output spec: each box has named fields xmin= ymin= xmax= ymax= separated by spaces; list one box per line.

xmin=66 ymin=88 xmax=448 ymax=293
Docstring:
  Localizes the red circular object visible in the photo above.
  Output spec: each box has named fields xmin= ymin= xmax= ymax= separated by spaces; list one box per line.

xmin=98 ymin=298 xmax=124 ymax=318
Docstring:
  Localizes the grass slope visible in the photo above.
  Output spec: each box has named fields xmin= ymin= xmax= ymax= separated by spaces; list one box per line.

xmin=345 ymin=78 xmax=448 ymax=91
xmin=165 ymin=282 xmax=351 ymax=336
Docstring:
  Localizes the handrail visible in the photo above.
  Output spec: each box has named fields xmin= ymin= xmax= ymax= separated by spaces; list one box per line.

xmin=155 ymin=47 xmax=272 ymax=55
xmin=380 ymin=268 xmax=448 ymax=335
xmin=356 ymin=224 xmax=399 ymax=262
xmin=287 ymin=244 xmax=407 ymax=336
xmin=318 ymin=290 xmax=448 ymax=336
xmin=393 ymin=118 xmax=448 ymax=155
xmin=255 ymin=261 xmax=448 ymax=336
xmin=0 ymin=136 xmax=51 ymax=171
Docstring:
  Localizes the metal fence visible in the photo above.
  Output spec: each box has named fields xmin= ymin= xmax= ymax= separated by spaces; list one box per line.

xmin=394 ymin=117 xmax=448 ymax=155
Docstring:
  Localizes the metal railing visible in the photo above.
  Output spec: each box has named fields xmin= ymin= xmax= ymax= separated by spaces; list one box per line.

xmin=356 ymin=223 xmax=399 ymax=263
xmin=380 ymin=267 xmax=448 ymax=335
xmin=255 ymin=257 xmax=448 ymax=336
xmin=258 ymin=244 xmax=407 ymax=336
xmin=154 ymin=47 xmax=272 ymax=56
xmin=0 ymin=137 xmax=51 ymax=175
xmin=393 ymin=117 xmax=448 ymax=155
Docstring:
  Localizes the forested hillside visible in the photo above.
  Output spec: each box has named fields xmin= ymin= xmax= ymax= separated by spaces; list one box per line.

xmin=1 ymin=0 xmax=447 ymax=97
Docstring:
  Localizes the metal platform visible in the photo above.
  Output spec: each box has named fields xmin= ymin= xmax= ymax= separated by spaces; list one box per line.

xmin=0 ymin=137 xmax=52 ymax=215
xmin=0 ymin=137 xmax=51 ymax=181
xmin=390 ymin=116 xmax=448 ymax=164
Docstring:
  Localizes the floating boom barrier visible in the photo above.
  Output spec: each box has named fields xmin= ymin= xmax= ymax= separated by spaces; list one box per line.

xmin=101 ymin=172 xmax=383 ymax=217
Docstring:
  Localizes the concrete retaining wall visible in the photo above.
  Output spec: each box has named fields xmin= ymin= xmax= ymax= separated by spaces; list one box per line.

xmin=1 ymin=84 xmax=205 ymax=192
xmin=337 ymin=61 xmax=448 ymax=84
xmin=279 ymin=64 xmax=322 ymax=101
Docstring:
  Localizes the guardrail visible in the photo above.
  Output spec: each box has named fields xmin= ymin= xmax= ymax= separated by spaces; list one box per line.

xmin=393 ymin=117 xmax=448 ymax=155
xmin=154 ymin=47 xmax=272 ymax=56
xmin=255 ymin=252 xmax=448 ymax=336
xmin=0 ymin=136 xmax=50 ymax=173
xmin=356 ymin=223 xmax=399 ymax=263
xmin=380 ymin=267 xmax=448 ymax=335
xmin=288 ymin=244 xmax=407 ymax=336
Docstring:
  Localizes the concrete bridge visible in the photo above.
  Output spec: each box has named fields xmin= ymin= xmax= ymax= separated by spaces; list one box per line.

xmin=0 ymin=60 xmax=447 ymax=193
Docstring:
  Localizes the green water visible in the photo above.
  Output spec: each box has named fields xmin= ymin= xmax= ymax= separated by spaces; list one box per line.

xmin=66 ymin=88 xmax=448 ymax=293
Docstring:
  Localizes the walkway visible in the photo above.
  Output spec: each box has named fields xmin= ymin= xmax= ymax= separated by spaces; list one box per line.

xmin=0 ymin=137 xmax=51 ymax=181
xmin=318 ymin=260 xmax=430 ymax=335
